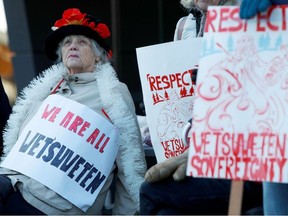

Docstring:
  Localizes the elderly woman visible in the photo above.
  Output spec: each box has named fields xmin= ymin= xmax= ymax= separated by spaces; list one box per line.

xmin=140 ymin=0 xmax=263 ymax=215
xmin=0 ymin=8 xmax=146 ymax=215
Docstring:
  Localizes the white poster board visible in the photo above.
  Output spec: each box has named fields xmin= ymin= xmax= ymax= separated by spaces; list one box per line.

xmin=187 ymin=5 xmax=288 ymax=183
xmin=137 ymin=38 xmax=201 ymax=162
xmin=1 ymin=94 xmax=119 ymax=211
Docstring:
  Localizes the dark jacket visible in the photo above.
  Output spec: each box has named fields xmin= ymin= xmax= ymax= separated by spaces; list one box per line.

xmin=0 ymin=76 xmax=12 ymax=157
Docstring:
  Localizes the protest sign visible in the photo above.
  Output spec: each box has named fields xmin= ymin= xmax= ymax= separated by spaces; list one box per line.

xmin=1 ymin=94 xmax=119 ymax=211
xmin=187 ymin=5 xmax=288 ymax=183
xmin=137 ymin=38 xmax=201 ymax=162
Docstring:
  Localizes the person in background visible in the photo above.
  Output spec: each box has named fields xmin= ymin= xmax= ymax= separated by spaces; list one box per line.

xmin=0 ymin=8 xmax=146 ymax=215
xmin=240 ymin=1 xmax=288 ymax=215
xmin=0 ymin=76 xmax=11 ymax=157
xmin=139 ymin=0 xmax=263 ymax=214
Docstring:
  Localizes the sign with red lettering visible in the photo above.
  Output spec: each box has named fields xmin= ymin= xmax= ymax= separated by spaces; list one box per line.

xmin=1 ymin=94 xmax=119 ymax=211
xmin=187 ymin=5 xmax=288 ymax=183
xmin=136 ymin=39 xmax=201 ymax=162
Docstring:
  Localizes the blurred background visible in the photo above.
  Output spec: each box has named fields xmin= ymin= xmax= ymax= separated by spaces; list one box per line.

xmin=1 ymin=0 xmax=187 ymax=115
xmin=0 ymin=0 xmax=15 ymax=105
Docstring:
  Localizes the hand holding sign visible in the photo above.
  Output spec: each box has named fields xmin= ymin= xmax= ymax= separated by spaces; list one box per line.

xmin=144 ymin=150 xmax=189 ymax=183
xmin=240 ymin=0 xmax=272 ymax=19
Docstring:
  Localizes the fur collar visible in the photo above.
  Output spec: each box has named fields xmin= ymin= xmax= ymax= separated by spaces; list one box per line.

xmin=2 ymin=62 xmax=145 ymax=204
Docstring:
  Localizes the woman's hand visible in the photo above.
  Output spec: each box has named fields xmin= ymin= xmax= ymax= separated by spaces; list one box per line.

xmin=144 ymin=150 xmax=189 ymax=183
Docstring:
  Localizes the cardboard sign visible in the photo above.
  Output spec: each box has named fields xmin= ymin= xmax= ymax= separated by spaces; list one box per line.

xmin=187 ymin=5 xmax=288 ymax=183
xmin=1 ymin=94 xmax=119 ymax=211
xmin=137 ymin=38 xmax=201 ymax=162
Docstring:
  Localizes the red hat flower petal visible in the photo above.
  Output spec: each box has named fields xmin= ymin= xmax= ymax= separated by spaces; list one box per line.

xmin=52 ymin=8 xmax=110 ymax=40
xmin=54 ymin=8 xmax=87 ymax=28
xmin=95 ymin=23 xmax=110 ymax=39
xmin=62 ymin=8 xmax=83 ymax=19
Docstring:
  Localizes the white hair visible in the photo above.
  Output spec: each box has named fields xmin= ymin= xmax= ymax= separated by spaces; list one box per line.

xmin=55 ymin=36 xmax=111 ymax=64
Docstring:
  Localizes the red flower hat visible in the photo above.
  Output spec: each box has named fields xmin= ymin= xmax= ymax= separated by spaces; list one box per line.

xmin=44 ymin=8 xmax=112 ymax=61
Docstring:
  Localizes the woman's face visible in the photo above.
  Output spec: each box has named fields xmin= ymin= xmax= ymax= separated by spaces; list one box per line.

xmin=61 ymin=35 xmax=97 ymax=74
xmin=193 ymin=0 xmax=221 ymax=11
